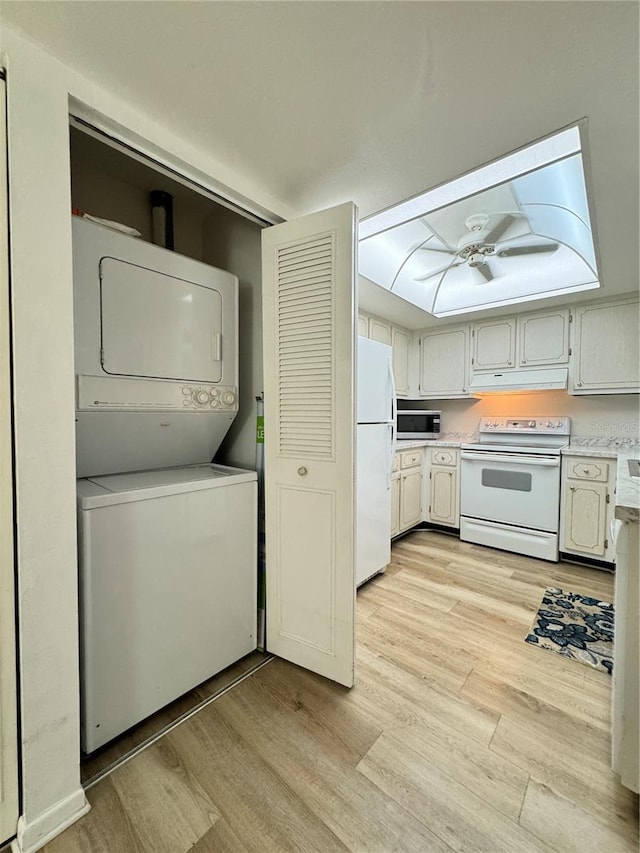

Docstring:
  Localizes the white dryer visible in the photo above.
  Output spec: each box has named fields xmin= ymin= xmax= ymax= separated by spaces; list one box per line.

xmin=73 ymin=216 xmax=239 ymax=477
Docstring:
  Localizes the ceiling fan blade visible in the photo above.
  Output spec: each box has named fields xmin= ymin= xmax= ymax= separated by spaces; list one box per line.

xmin=484 ymin=214 xmax=515 ymax=245
xmin=407 ymin=240 xmax=453 ymax=254
xmin=413 ymin=258 xmax=461 ymax=283
xmin=475 ymin=263 xmax=494 ymax=283
xmin=497 ymin=243 xmax=559 ymax=257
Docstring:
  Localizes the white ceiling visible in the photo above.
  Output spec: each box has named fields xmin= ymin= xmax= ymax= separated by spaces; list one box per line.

xmin=2 ymin=1 xmax=638 ymax=326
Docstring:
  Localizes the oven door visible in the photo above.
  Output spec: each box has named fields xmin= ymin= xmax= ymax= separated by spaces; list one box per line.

xmin=460 ymin=450 xmax=561 ymax=532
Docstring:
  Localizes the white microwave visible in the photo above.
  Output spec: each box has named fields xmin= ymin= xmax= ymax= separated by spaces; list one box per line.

xmin=396 ymin=410 xmax=441 ymax=440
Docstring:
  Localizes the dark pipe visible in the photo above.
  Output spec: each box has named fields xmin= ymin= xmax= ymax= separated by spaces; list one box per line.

xmin=150 ymin=190 xmax=174 ymax=250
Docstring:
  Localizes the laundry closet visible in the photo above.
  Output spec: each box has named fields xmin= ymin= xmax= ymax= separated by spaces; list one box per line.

xmin=68 ymin=124 xmax=267 ymax=763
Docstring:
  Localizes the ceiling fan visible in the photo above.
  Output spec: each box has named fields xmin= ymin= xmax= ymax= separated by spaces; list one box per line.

xmin=413 ymin=213 xmax=559 ymax=284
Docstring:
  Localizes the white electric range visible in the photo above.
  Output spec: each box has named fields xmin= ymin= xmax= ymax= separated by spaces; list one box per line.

xmin=460 ymin=416 xmax=570 ymax=561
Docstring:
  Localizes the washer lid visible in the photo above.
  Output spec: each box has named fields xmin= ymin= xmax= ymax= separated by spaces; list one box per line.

xmin=77 ymin=463 xmax=256 ymax=509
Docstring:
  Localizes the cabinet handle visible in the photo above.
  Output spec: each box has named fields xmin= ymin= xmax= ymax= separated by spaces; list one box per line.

xmin=570 ymin=486 xmax=575 ymax=491
xmin=582 ymin=467 xmax=589 ymax=474
xmin=297 ymin=467 xmax=308 ymax=477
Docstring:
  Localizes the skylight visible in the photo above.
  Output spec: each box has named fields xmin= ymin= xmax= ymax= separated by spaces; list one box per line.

xmin=358 ymin=124 xmax=600 ymax=318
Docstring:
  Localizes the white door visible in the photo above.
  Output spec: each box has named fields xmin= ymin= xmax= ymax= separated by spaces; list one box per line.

xmin=262 ymin=202 xmax=356 ymax=687
xmin=0 ymin=73 xmax=19 ymax=846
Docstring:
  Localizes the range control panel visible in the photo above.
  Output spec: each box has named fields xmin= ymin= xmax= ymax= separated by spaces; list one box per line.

xmin=479 ymin=416 xmax=571 ymax=434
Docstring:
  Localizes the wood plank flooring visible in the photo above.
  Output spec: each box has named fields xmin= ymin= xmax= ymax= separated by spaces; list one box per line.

xmin=44 ymin=531 xmax=638 ymax=852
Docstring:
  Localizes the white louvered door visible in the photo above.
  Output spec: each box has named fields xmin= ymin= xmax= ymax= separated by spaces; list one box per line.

xmin=0 ymin=74 xmax=19 ymax=847
xmin=262 ymin=202 xmax=356 ymax=687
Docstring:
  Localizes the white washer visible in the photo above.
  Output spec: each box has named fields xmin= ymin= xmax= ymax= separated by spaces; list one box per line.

xmin=77 ymin=463 xmax=257 ymax=753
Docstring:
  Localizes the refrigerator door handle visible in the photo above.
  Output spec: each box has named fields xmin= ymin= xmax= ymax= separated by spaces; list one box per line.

xmin=388 ymin=357 xmax=397 ymax=489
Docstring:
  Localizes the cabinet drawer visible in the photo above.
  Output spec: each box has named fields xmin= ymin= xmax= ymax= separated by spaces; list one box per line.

xmin=400 ymin=450 xmax=423 ymax=469
xmin=566 ymin=459 xmax=609 ymax=482
xmin=431 ymin=448 xmax=458 ymax=467
xmin=392 ymin=453 xmax=400 ymax=472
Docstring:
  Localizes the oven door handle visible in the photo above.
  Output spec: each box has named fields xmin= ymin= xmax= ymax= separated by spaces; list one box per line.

xmin=460 ymin=451 xmax=560 ymax=467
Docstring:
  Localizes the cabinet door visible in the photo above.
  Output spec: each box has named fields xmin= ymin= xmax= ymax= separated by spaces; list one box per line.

xmin=390 ymin=473 xmax=400 ymax=537
xmin=572 ymin=299 xmax=640 ymax=393
xmin=472 ymin=318 xmax=516 ymax=371
xmin=562 ymin=481 xmax=608 ymax=557
xmin=262 ymin=202 xmax=356 ymax=688
xmin=391 ymin=327 xmax=409 ymax=397
xmin=429 ymin=466 xmax=458 ymax=527
xmin=518 ymin=309 xmax=569 ymax=367
xmin=0 ymin=76 xmax=19 ymax=847
xmin=357 ymin=313 xmax=369 ymax=338
xmin=369 ymin=317 xmax=392 ymax=346
xmin=420 ymin=326 xmax=469 ymax=397
xmin=400 ymin=469 xmax=422 ymax=530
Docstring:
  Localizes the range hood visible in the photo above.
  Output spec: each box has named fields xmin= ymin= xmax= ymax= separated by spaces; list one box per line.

xmin=469 ymin=368 xmax=568 ymax=394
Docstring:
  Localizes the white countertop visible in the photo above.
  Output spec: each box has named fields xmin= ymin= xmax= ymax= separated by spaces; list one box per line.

xmin=562 ymin=446 xmax=619 ymax=459
xmin=395 ymin=438 xmax=465 ymax=450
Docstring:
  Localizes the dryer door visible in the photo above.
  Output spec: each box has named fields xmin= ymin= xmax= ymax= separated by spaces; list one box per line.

xmin=100 ymin=257 xmax=224 ymax=383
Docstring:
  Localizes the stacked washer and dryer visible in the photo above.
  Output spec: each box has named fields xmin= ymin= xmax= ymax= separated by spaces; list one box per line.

xmin=73 ymin=216 xmax=257 ymax=753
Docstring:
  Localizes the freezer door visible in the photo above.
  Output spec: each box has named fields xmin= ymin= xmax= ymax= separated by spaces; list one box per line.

xmin=100 ymin=257 xmax=225 ymax=383
xmin=357 ymin=336 xmax=393 ymax=423
xmin=356 ymin=423 xmax=392 ymax=585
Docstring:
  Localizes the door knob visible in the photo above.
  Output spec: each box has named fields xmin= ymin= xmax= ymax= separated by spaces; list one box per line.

xmin=297 ymin=467 xmax=308 ymax=477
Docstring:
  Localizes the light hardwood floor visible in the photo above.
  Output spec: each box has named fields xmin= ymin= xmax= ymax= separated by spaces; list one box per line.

xmin=44 ymin=531 xmax=638 ymax=852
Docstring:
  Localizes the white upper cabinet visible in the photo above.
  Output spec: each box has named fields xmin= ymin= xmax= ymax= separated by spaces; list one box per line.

xmin=358 ymin=313 xmax=411 ymax=397
xmin=420 ymin=326 xmax=469 ymax=398
xmin=518 ymin=308 xmax=570 ymax=367
xmin=471 ymin=318 xmax=516 ymax=371
xmin=391 ymin=327 xmax=410 ymax=397
xmin=570 ymin=297 xmax=640 ymax=394
xmin=368 ymin=316 xmax=392 ymax=346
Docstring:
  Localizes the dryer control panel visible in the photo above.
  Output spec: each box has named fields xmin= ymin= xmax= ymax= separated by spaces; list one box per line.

xmin=77 ymin=375 xmax=238 ymax=413
xmin=181 ymin=385 xmax=237 ymax=410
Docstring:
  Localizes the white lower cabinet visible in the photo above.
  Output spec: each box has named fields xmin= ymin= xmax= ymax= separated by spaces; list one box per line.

xmin=429 ymin=448 xmax=460 ymax=527
xmin=390 ymin=469 xmax=400 ymax=538
xmin=400 ymin=468 xmax=423 ymax=529
xmin=392 ymin=448 xmax=424 ymax=536
xmin=560 ymin=455 xmax=615 ymax=561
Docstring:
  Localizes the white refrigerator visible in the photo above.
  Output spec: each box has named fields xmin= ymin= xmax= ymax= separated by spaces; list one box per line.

xmin=357 ymin=336 xmax=395 ymax=586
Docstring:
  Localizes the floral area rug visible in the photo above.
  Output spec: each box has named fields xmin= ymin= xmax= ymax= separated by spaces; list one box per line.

xmin=525 ymin=587 xmax=614 ymax=674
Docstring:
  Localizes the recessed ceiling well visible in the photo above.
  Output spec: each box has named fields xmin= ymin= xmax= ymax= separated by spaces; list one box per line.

xmin=359 ymin=124 xmax=600 ymax=318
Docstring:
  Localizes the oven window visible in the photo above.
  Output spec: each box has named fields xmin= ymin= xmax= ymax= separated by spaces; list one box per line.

xmin=481 ymin=468 xmax=532 ymax=492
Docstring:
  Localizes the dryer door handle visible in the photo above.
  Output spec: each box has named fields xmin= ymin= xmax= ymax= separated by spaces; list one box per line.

xmin=212 ymin=333 xmax=222 ymax=362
